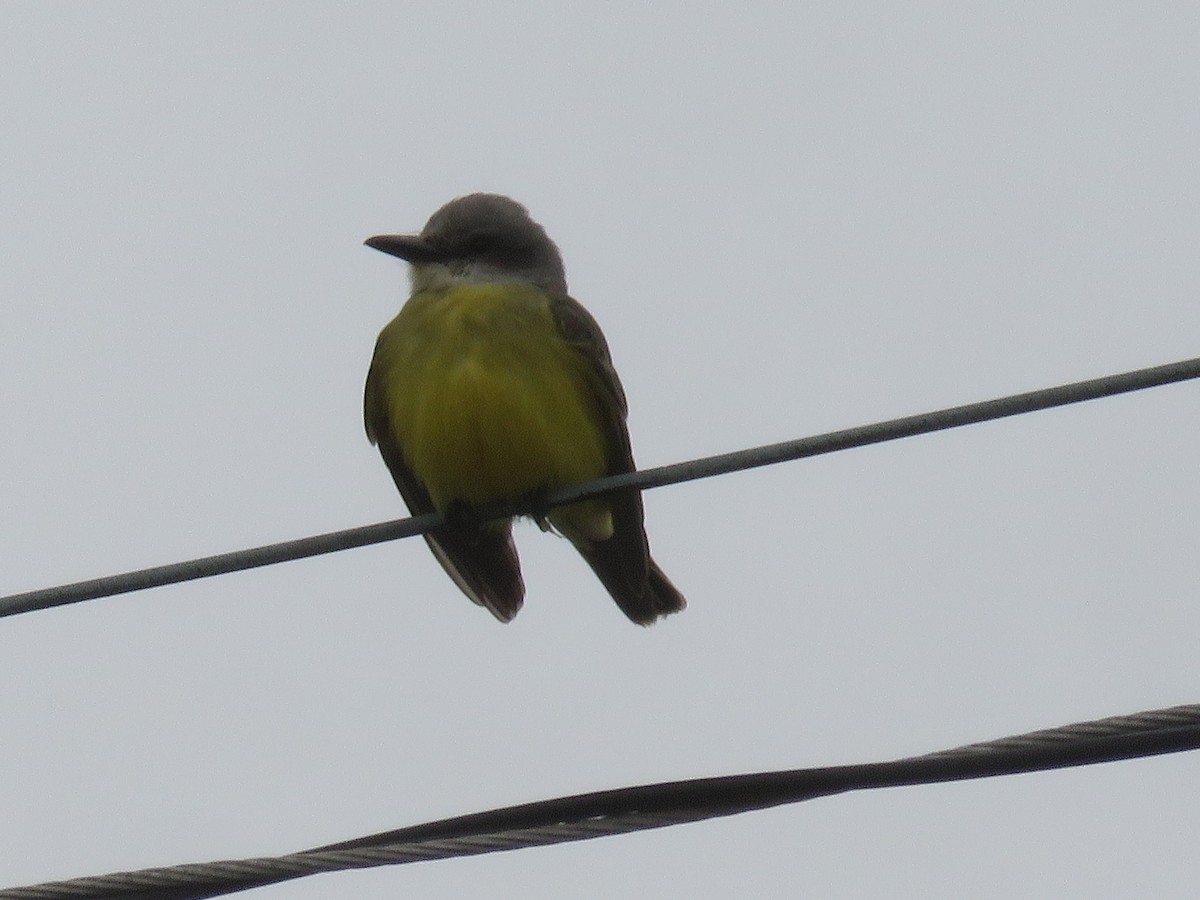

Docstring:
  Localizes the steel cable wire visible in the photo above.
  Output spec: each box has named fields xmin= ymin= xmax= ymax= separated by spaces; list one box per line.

xmin=4 ymin=704 xmax=1197 ymax=900
xmin=3 ymin=355 xmax=1199 ymax=620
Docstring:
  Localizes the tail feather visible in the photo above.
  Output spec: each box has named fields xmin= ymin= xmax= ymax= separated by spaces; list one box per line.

xmin=647 ymin=559 xmax=687 ymax=620
xmin=371 ymin=428 xmax=525 ymax=622
xmin=425 ymin=525 xmax=525 ymax=623
xmin=572 ymin=537 xmax=686 ymax=626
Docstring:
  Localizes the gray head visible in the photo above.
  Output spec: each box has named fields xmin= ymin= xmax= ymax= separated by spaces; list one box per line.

xmin=365 ymin=194 xmax=567 ymax=294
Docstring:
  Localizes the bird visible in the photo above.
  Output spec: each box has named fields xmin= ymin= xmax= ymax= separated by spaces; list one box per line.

xmin=363 ymin=193 xmax=685 ymax=625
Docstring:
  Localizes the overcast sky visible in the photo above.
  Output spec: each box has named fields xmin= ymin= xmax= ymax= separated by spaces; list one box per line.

xmin=3 ymin=3 xmax=1199 ymax=898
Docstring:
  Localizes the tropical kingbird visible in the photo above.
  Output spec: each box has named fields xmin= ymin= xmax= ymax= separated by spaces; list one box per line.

xmin=363 ymin=193 xmax=686 ymax=625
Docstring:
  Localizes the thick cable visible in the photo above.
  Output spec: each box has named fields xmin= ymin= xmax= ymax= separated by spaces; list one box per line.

xmin=3 ymin=704 xmax=1197 ymax=899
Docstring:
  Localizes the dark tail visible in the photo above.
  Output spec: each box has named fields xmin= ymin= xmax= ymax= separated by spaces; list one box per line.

xmin=572 ymin=536 xmax=686 ymax=626
xmin=425 ymin=524 xmax=525 ymax=623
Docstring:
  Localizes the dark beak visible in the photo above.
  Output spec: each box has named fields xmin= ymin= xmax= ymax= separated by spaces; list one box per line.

xmin=364 ymin=234 xmax=443 ymax=262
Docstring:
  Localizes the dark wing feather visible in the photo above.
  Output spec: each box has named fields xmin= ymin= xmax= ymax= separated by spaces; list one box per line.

xmin=547 ymin=295 xmax=686 ymax=624
xmin=364 ymin=354 xmax=524 ymax=622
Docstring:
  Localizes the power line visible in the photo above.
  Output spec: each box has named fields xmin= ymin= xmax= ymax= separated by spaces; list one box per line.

xmin=4 ymin=703 xmax=1196 ymax=899
xmin=2 ymin=353 xmax=1198 ymax=621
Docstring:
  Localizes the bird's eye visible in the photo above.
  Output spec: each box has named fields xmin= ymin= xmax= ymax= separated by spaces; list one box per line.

xmin=464 ymin=233 xmax=491 ymax=254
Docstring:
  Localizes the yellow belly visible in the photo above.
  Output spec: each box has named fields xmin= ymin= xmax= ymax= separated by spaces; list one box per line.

xmin=373 ymin=283 xmax=610 ymax=514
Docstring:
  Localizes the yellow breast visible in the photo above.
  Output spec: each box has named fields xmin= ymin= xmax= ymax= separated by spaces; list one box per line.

xmin=371 ymin=283 xmax=609 ymax=512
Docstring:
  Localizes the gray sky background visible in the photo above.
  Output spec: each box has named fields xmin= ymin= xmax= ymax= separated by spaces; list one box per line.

xmin=3 ymin=3 xmax=1199 ymax=897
